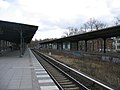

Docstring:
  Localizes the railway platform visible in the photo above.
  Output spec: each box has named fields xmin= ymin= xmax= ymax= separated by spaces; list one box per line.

xmin=0 ymin=48 xmax=59 ymax=90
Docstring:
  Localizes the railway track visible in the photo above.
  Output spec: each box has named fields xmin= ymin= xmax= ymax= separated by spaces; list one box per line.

xmin=32 ymin=49 xmax=114 ymax=90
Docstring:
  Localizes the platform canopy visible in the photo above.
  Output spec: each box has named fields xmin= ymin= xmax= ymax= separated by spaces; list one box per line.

xmin=0 ymin=20 xmax=38 ymax=44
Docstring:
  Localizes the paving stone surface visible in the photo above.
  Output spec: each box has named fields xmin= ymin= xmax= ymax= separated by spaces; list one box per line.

xmin=0 ymin=48 xmax=59 ymax=90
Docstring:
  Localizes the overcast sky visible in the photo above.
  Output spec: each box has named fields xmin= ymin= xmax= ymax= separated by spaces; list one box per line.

xmin=0 ymin=0 xmax=120 ymax=40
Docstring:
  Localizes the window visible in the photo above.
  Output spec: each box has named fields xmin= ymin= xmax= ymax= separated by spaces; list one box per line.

xmin=117 ymin=40 xmax=120 ymax=43
xmin=117 ymin=45 xmax=120 ymax=49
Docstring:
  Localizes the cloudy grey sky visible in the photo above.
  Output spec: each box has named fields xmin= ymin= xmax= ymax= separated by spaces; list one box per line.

xmin=0 ymin=0 xmax=120 ymax=40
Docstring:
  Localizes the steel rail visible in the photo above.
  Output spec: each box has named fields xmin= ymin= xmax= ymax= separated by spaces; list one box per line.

xmin=33 ymin=50 xmax=88 ymax=90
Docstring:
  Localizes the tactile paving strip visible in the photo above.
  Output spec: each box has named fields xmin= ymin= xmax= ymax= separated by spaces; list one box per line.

xmin=29 ymin=49 xmax=59 ymax=90
xmin=35 ymin=68 xmax=59 ymax=90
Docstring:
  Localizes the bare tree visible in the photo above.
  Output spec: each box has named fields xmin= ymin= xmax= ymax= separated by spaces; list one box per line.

xmin=73 ymin=28 xmax=79 ymax=35
xmin=62 ymin=18 xmax=107 ymax=38
xmin=84 ymin=18 xmax=107 ymax=31
xmin=66 ymin=27 xmax=79 ymax=36
xmin=93 ymin=20 xmax=107 ymax=30
xmin=81 ymin=23 xmax=88 ymax=32
xmin=68 ymin=27 xmax=78 ymax=35
xmin=62 ymin=31 xmax=69 ymax=37
xmin=86 ymin=18 xmax=95 ymax=31
xmin=114 ymin=17 xmax=120 ymax=25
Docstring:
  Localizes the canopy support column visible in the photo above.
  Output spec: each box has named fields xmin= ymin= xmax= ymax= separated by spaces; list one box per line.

xmin=103 ymin=38 xmax=106 ymax=53
xmin=22 ymin=38 xmax=25 ymax=55
xmin=85 ymin=40 xmax=88 ymax=52
xmin=0 ymin=40 xmax=1 ymax=54
xmin=20 ymin=29 xmax=23 ymax=57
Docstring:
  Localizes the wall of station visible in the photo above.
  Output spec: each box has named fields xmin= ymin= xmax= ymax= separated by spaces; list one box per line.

xmin=39 ymin=38 xmax=115 ymax=53
xmin=0 ymin=40 xmax=11 ymax=52
xmin=0 ymin=40 xmax=19 ymax=54
xmin=63 ymin=42 xmax=70 ymax=50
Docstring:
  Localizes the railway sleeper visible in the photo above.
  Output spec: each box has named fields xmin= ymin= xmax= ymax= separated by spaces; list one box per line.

xmin=62 ymin=84 xmax=77 ymax=87
xmin=60 ymin=82 xmax=73 ymax=85
xmin=63 ymin=86 xmax=79 ymax=90
xmin=58 ymin=79 xmax=71 ymax=83
xmin=55 ymin=77 xmax=67 ymax=80
xmin=64 ymin=87 xmax=80 ymax=90
xmin=54 ymin=75 xmax=66 ymax=78
xmin=57 ymin=78 xmax=70 ymax=81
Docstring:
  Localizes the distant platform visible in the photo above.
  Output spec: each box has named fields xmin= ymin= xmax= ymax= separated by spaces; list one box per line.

xmin=0 ymin=48 xmax=59 ymax=90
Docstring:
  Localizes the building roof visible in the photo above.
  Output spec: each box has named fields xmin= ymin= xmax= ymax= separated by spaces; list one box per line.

xmin=0 ymin=20 xmax=38 ymax=44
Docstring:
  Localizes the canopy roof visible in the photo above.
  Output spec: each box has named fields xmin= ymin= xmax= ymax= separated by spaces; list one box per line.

xmin=0 ymin=20 xmax=38 ymax=44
